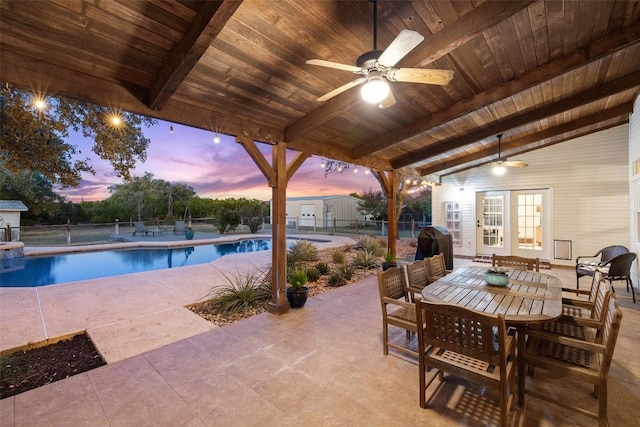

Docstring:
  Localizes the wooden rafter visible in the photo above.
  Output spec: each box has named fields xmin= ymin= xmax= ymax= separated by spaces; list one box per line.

xmin=352 ymin=24 xmax=640 ymax=159
xmin=149 ymin=1 xmax=242 ymax=109
xmin=391 ymin=71 xmax=640 ymax=169
xmin=283 ymin=0 xmax=534 ymax=143
xmin=417 ymin=103 xmax=633 ymax=176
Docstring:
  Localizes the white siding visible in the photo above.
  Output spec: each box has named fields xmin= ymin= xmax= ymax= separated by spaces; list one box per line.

xmin=629 ymin=93 xmax=640 ymax=288
xmin=434 ymin=124 xmax=630 ymax=267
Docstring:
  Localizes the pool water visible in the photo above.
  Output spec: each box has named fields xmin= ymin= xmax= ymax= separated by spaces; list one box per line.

xmin=0 ymin=239 xmax=283 ymax=288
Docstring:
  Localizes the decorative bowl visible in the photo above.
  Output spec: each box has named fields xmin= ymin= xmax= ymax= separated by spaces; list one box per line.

xmin=484 ymin=272 xmax=510 ymax=287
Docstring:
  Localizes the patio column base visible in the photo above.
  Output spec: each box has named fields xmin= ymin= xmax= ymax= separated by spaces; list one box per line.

xmin=267 ymin=298 xmax=290 ymax=315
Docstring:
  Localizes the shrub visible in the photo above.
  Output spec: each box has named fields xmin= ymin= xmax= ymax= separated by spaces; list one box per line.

xmin=288 ymin=268 xmax=308 ymax=291
xmin=287 ymin=240 xmax=319 ymax=265
xmin=356 ymin=235 xmax=382 ymax=253
xmin=207 ymin=268 xmax=271 ymax=314
xmin=306 ymin=267 xmax=321 ymax=282
xmin=331 ymin=251 xmax=346 ymax=264
xmin=315 ymin=262 xmax=330 ymax=275
xmin=212 ymin=208 xmax=241 ymax=234
xmin=327 ymin=272 xmax=346 ymax=287
xmin=341 ymin=244 xmax=352 ymax=252
xmin=352 ymin=250 xmax=379 ymax=269
xmin=337 ymin=264 xmax=355 ymax=281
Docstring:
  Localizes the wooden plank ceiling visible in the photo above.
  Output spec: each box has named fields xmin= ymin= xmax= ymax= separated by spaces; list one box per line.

xmin=1 ymin=0 xmax=639 ymax=181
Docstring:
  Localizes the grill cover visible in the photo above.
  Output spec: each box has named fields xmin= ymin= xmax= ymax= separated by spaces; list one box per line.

xmin=415 ymin=226 xmax=454 ymax=270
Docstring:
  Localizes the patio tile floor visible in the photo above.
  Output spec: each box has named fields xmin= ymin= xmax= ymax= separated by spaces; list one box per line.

xmin=1 ymin=257 xmax=639 ymax=426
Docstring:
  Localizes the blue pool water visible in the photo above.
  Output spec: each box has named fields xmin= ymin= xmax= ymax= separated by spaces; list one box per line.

xmin=0 ymin=239 xmax=286 ymax=288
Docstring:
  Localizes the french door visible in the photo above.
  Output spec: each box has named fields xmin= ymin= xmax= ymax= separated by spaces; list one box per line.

xmin=476 ymin=190 xmax=549 ymax=259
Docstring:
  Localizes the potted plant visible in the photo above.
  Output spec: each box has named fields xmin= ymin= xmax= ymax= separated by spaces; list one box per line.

xmin=484 ymin=267 xmax=509 ymax=286
xmin=381 ymin=249 xmax=397 ymax=271
xmin=184 ymin=227 xmax=195 ymax=240
xmin=286 ymin=268 xmax=309 ymax=308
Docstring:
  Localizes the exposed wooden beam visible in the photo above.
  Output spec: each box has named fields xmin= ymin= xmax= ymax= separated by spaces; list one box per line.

xmin=417 ymin=103 xmax=633 ymax=175
xmin=402 ymin=0 xmax=536 ymax=67
xmin=284 ymin=0 xmax=534 ymax=143
xmin=353 ymin=24 xmax=640 ymax=158
xmin=391 ymin=71 xmax=640 ymax=169
xmin=286 ymin=151 xmax=311 ymax=184
xmin=148 ymin=1 xmax=242 ymax=109
xmin=0 ymin=50 xmax=284 ymax=144
xmin=236 ymin=136 xmax=276 ymax=187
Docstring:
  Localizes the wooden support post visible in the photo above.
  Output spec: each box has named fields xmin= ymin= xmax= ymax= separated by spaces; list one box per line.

xmin=376 ymin=170 xmax=398 ymax=259
xmin=237 ymin=137 xmax=310 ymax=315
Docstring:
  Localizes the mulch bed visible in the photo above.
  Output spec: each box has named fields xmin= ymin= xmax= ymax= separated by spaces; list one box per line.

xmin=0 ymin=333 xmax=106 ymax=399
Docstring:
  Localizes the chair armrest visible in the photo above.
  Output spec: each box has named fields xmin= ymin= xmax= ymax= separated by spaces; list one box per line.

xmin=555 ymin=315 xmax=602 ymax=329
xmin=561 ymin=287 xmax=590 ymax=295
xmin=575 ymin=250 xmax=603 ymax=264
xmin=382 ymin=297 xmax=414 ymax=310
xmin=527 ymin=329 xmax=605 ymax=354
xmin=561 ymin=298 xmax=593 ymax=308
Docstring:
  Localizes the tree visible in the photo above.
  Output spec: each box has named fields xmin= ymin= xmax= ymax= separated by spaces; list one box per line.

xmin=213 ymin=207 xmax=241 ymax=234
xmin=1 ymin=84 xmax=156 ymax=186
xmin=356 ymin=188 xmax=387 ymax=220
xmin=0 ymin=164 xmax=65 ymax=225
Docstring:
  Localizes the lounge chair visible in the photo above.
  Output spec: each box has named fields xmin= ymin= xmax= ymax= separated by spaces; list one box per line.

xmin=134 ymin=221 xmax=158 ymax=237
xmin=174 ymin=220 xmax=186 ymax=235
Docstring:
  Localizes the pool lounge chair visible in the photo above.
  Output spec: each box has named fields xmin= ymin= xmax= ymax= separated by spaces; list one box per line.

xmin=174 ymin=220 xmax=186 ymax=235
xmin=134 ymin=221 xmax=159 ymax=237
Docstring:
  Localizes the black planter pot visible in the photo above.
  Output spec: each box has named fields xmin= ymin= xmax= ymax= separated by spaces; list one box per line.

xmin=286 ymin=286 xmax=309 ymax=308
xmin=381 ymin=262 xmax=397 ymax=271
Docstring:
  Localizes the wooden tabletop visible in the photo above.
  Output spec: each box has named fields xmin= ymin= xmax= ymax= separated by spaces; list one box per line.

xmin=420 ymin=266 xmax=562 ymax=324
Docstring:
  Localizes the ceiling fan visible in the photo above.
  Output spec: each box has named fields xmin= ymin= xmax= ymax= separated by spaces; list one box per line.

xmin=491 ymin=134 xmax=528 ymax=175
xmin=306 ymin=0 xmax=454 ymax=108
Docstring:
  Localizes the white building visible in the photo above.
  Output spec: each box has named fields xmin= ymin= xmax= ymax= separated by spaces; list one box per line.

xmin=271 ymin=195 xmax=366 ymax=229
xmin=0 ymin=200 xmax=29 ymax=241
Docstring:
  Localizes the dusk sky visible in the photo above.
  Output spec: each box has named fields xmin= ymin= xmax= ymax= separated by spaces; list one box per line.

xmin=59 ymin=120 xmax=381 ymax=203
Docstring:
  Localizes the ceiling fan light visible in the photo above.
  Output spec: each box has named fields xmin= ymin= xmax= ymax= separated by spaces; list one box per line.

xmin=360 ymin=78 xmax=389 ymax=104
xmin=492 ymin=164 xmax=507 ymax=176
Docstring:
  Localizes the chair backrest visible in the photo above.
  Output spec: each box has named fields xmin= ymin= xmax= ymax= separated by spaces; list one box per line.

xmin=377 ymin=266 xmax=409 ymax=302
xmin=406 ymin=259 xmax=429 ymax=290
xmin=428 ymin=253 xmax=448 ymax=278
xmin=590 ymin=279 xmax=611 ymax=323
xmin=588 ymin=269 xmax=605 ymax=303
xmin=492 ymin=254 xmax=540 ymax=272
xmin=135 ymin=221 xmax=148 ymax=231
xmin=606 ymin=252 xmax=637 ymax=278
xmin=416 ymin=299 xmax=507 ymax=366
xmin=174 ymin=220 xmax=186 ymax=232
xmin=599 ymin=297 xmax=623 ymax=377
xmin=600 ymin=245 xmax=630 ymax=264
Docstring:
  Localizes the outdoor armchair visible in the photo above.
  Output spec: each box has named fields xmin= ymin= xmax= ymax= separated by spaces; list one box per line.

xmin=376 ymin=266 xmax=417 ymax=357
xmin=575 ymin=245 xmax=629 ymax=289
xmin=491 ymin=254 xmax=540 ymax=272
xmin=601 ymin=252 xmax=637 ymax=303
xmin=426 ymin=253 xmax=451 ymax=283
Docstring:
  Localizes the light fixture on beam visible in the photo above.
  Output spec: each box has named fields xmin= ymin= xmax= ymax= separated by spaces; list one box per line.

xmin=213 ymin=133 xmax=220 ymax=144
xmin=169 ymin=124 xmax=174 ymax=134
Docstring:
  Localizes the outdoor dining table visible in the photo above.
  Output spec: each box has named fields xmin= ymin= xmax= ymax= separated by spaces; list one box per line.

xmin=420 ymin=265 xmax=563 ymax=405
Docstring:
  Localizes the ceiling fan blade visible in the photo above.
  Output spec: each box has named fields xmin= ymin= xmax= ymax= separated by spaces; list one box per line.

xmin=378 ymin=87 xmax=396 ymax=109
xmin=306 ymin=59 xmax=363 ymax=73
xmin=503 ymin=160 xmax=528 ymax=168
xmin=316 ymin=78 xmax=366 ymax=102
xmin=377 ymin=29 xmax=424 ymax=68
xmin=387 ymin=68 xmax=454 ymax=85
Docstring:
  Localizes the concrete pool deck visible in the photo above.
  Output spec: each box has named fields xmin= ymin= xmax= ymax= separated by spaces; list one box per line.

xmin=0 ymin=233 xmax=356 ymax=362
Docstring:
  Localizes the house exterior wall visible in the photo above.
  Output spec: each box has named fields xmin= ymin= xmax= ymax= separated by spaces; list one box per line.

xmin=629 ymin=93 xmax=640 ymax=287
xmin=433 ymin=124 xmax=630 ymax=268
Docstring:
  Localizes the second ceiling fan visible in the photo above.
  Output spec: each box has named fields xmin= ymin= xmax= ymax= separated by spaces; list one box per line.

xmin=306 ymin=0 xmax=454 ymax=108
xmin=491 ymin=134 xmax=528 ymax=175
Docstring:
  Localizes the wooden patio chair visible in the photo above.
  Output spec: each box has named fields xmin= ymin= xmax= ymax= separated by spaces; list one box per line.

xmin=405 ymin=259 xmax=430 ymax=299
xmin=376 ymin=266 xmax=417 ymax=357
xmin=601 ymin=252 xmax=637 ymax=303
xmin=415 ymin=298 xmax=516 ymax=427
xmin=426 ymin=253 xmax=451 ymax=283
xmin=560 ymin=269 xmax=606 ymax=318
xmin=524 ymin=296 xmax=623 ymax=427
xmin=539 ymin=275 xmax=611 ymax=342
xmin=575 ymin=245 xmax=629 ymax=289
xmin=491 ymin=254 xmax=540 ymax=272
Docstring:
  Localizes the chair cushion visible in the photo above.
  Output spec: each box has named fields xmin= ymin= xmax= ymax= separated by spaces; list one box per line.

xmin=576 ymin=263 xmax=609 ymax=276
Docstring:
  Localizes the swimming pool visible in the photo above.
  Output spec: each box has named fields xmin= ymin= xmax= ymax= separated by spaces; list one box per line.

xmin=0 ymin=239 xmax=286 ymax=288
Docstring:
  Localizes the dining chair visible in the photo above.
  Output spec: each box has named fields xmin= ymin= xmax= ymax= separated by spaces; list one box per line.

xmin=575 ymin=245 xmax=629 ymax=289
xmin=524 ymin=296 xmax=623 ymax=427
xmin=405 ymin=259 xmax=430 ymax=298
xmin=376 ymin=266 xmax=418 ymax=357
xmin=601 ymin=252 xmax=637 ymax=303
xmin=426 ymin=253 xmax=451 ymax=282
xmin=491 ymin=254 xmax=540 ymax=272
xmin=539 ymin=277 xmax=611 ymax=342
xmin=415 ymin=298 xmax=516 ymax=427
